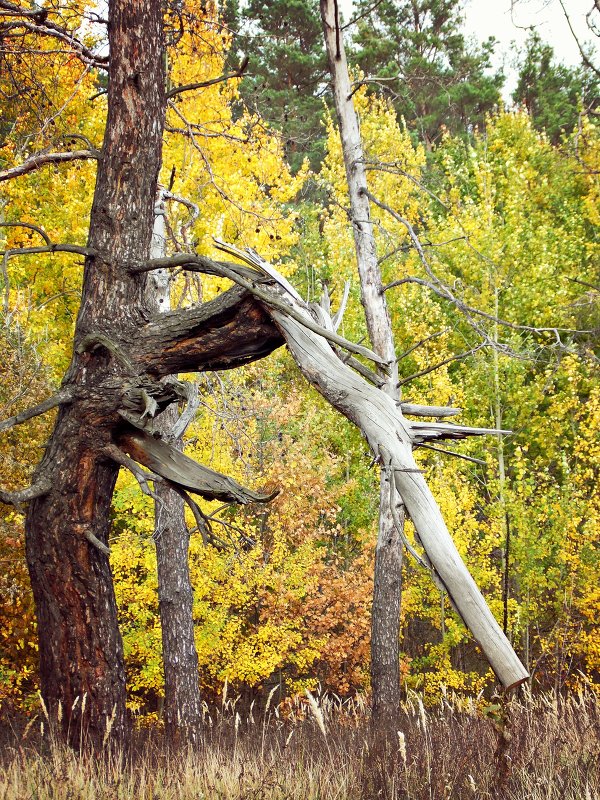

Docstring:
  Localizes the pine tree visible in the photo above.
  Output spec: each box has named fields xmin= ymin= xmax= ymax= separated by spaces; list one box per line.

xmin=350 ymin=0 xmax=503 ymax=144
xmin=513 ymin=32 xmax=599 ymax=143
xmin=232 ymin=0 xmax=328 ymax=171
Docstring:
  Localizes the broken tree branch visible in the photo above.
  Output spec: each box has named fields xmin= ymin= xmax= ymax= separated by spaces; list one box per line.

xmin=134 ymin=247 xmax=390 ymax=369
xmin=116 ymin=425 xmax=277 ymax=504
xmin=400 ymin=402 xmax=461 ymax=418
xmin=103 ymin=443 xmax=162 ymax=502
xmin=214 ymin=245 xmax=528 ymax=690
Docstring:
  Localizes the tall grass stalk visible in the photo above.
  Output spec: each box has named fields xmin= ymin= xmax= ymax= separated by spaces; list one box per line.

xmin=0 ymin=689 xmax=598 ymax=799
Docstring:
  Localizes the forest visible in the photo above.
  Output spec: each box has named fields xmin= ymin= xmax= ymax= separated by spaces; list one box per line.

xmin=0 ymin=0 xmax=598 ymax=797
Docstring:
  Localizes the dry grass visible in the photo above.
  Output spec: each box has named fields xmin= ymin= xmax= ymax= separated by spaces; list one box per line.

xmin=0 ymin=689 xmax=598 ymax=799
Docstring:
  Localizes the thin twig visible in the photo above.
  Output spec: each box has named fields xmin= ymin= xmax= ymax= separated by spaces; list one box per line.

xmin=416 ymin=442 xmax=487 ymax=466
xmin=167 ymin=55 xmax=249 ymax=98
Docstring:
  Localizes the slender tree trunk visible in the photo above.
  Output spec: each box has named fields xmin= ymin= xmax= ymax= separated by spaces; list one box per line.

xmin=150 ymin=199 xmax=202 ymax=744
xmin=320 ymin=0 xmax=403 ymax=729
xmin=153 ymin=413 xmax=203 ymax=743
xmin=25 ymin=0 xmax=167 ymax=747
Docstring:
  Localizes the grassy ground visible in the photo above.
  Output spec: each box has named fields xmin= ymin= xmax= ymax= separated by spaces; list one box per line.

xmin=0 ymin=690 xmax=598 ymax=799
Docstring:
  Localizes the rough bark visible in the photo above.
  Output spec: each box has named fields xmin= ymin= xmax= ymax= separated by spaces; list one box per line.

xmin=153 ymin=408 xmax=203 ymax=744
xmin=148 ymin=200 xmax=202 ymax=744
xmin=24 ymin=0 xmax=167 ymax=747
xmin=320 ymin=0 xmax=403 ymax=728
xmin=132 ymin=286 xmax=283 ymax=376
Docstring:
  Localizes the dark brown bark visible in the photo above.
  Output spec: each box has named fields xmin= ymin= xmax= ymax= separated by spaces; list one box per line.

xmin=25 ymin=0 xmax=167 ymax=747
xmin=133 ymin=286 xmax=283 ymax=376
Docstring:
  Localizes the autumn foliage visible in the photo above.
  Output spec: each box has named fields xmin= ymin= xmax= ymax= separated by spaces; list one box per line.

xmin=1 ymin=0 xmax=599 ymax=719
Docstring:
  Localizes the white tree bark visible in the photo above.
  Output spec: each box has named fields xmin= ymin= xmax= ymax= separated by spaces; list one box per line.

xmin=320 ymin=0 xmax=403 ymax=722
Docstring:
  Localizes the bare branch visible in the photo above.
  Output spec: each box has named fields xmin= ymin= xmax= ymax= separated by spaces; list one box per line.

xmin=558 ymin=0 xmax=600 ymax=77
xmin=213 ymin=240 xmax=390 ymax=368
xmin=408 ymin=419 xmax=511 ymax=443
xmin=0 ymin=477 xmax=52 ymax=507
xmin=397 ymin=327 xmax=452 ymax=361
xmin=368 ymin=192 xmax=597 ymax=343
xmin=400 ymin=402 xmax=461 ymax=418
xmin=0 ymin=1 xmax=108 ymax=68
xmin=0 ymin=221 xmax=51 ymax=244
xmin=387 ymin=472 xmax=428 ymax=568
xmin=166 ymin=55 xmax=249 ymax=99
xmin=568 ymin=276 xmax=600 ymax=292
xmin=398 ymin=345 xmax=485 ymax=387
xmin=416 ymin=442 xmax=487 ymax=466
xmin=75 ymin=334 xmax=136 ymax=373
xmin=85 ymin=530 xmax=110 ymax=555
xmin=0 ymin=243 xmax=92 ymax=259
xmin=0 ymin=388 xmax=72 ymax=433
xmin=116 ymin=425 xmax=277 ymax=504
xmin=0 ymin=148 xmax=100 ymax=183
xmin=103 ymin=443 xmax=162 ymax=502
xmin=170 ymin=383 xmax=200 ymax=441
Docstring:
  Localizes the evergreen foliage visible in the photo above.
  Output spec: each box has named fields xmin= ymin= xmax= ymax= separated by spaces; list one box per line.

xmin=230 ymin=0 xmax=328 ymax=172
xmin=350 ymin=0 xmax=503 ymax=144
xmin=513 ymin=32 xmax=600 ymax=143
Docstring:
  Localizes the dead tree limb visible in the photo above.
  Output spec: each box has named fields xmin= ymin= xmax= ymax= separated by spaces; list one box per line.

xmin=116 ymin=425 xmax=277 ymax=504
xmin=0 ymin=388 xmax=73 ymax=433
xmin=166 ymin=55 xmax=249 ymax=99
xmin=214 ymin=244 xmax=529 ymax=690
xmin=0 ymin=149 xmax=100 ymax=183
xmin=0 ymin=477 xmax=52 ymax=506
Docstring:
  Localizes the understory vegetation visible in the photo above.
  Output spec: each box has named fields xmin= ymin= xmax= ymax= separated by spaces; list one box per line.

xmin=1 ymin=690 xmax=599 ymax=799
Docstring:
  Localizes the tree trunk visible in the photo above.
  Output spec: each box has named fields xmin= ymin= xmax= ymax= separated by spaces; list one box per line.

xmin=320 ymin=0 xmax=403 ymax=729
xmin=150 ymin=199 xmax=202 ymax=744
xmin=154 ymin=411 xmax=203 ymax=744
xmin=25 ymin=0 xmax=167 ymax=747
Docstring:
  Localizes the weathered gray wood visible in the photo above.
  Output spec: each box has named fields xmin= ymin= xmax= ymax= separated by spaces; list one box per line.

xmin=206 ymin=245 xmax=528 ymax=690
xmin=400 ymin=403 xmax=461 ymax=418
xmin=272 ymin=303 xmax=528 ymax=688
xmin=117 ymin=425 xmax=276 ymax=504
xmin=320 ymin=0 xmax=404 ymax=727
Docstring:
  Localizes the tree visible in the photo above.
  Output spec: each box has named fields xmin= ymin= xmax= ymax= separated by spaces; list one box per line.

xmin=0 ymin=0 xmax=282 ymax=747
xmin=513 ymin=32 xmax=599 ymax=143
xmin=1 ymin=0 xmax=529 ymax=750
xmin=232 ymin=0 xmax=328 ymax=171
xmin=320 ymin=0 xmax=404 ymax=730
xmin=350 ymin=0 xmax=503 ymax=144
